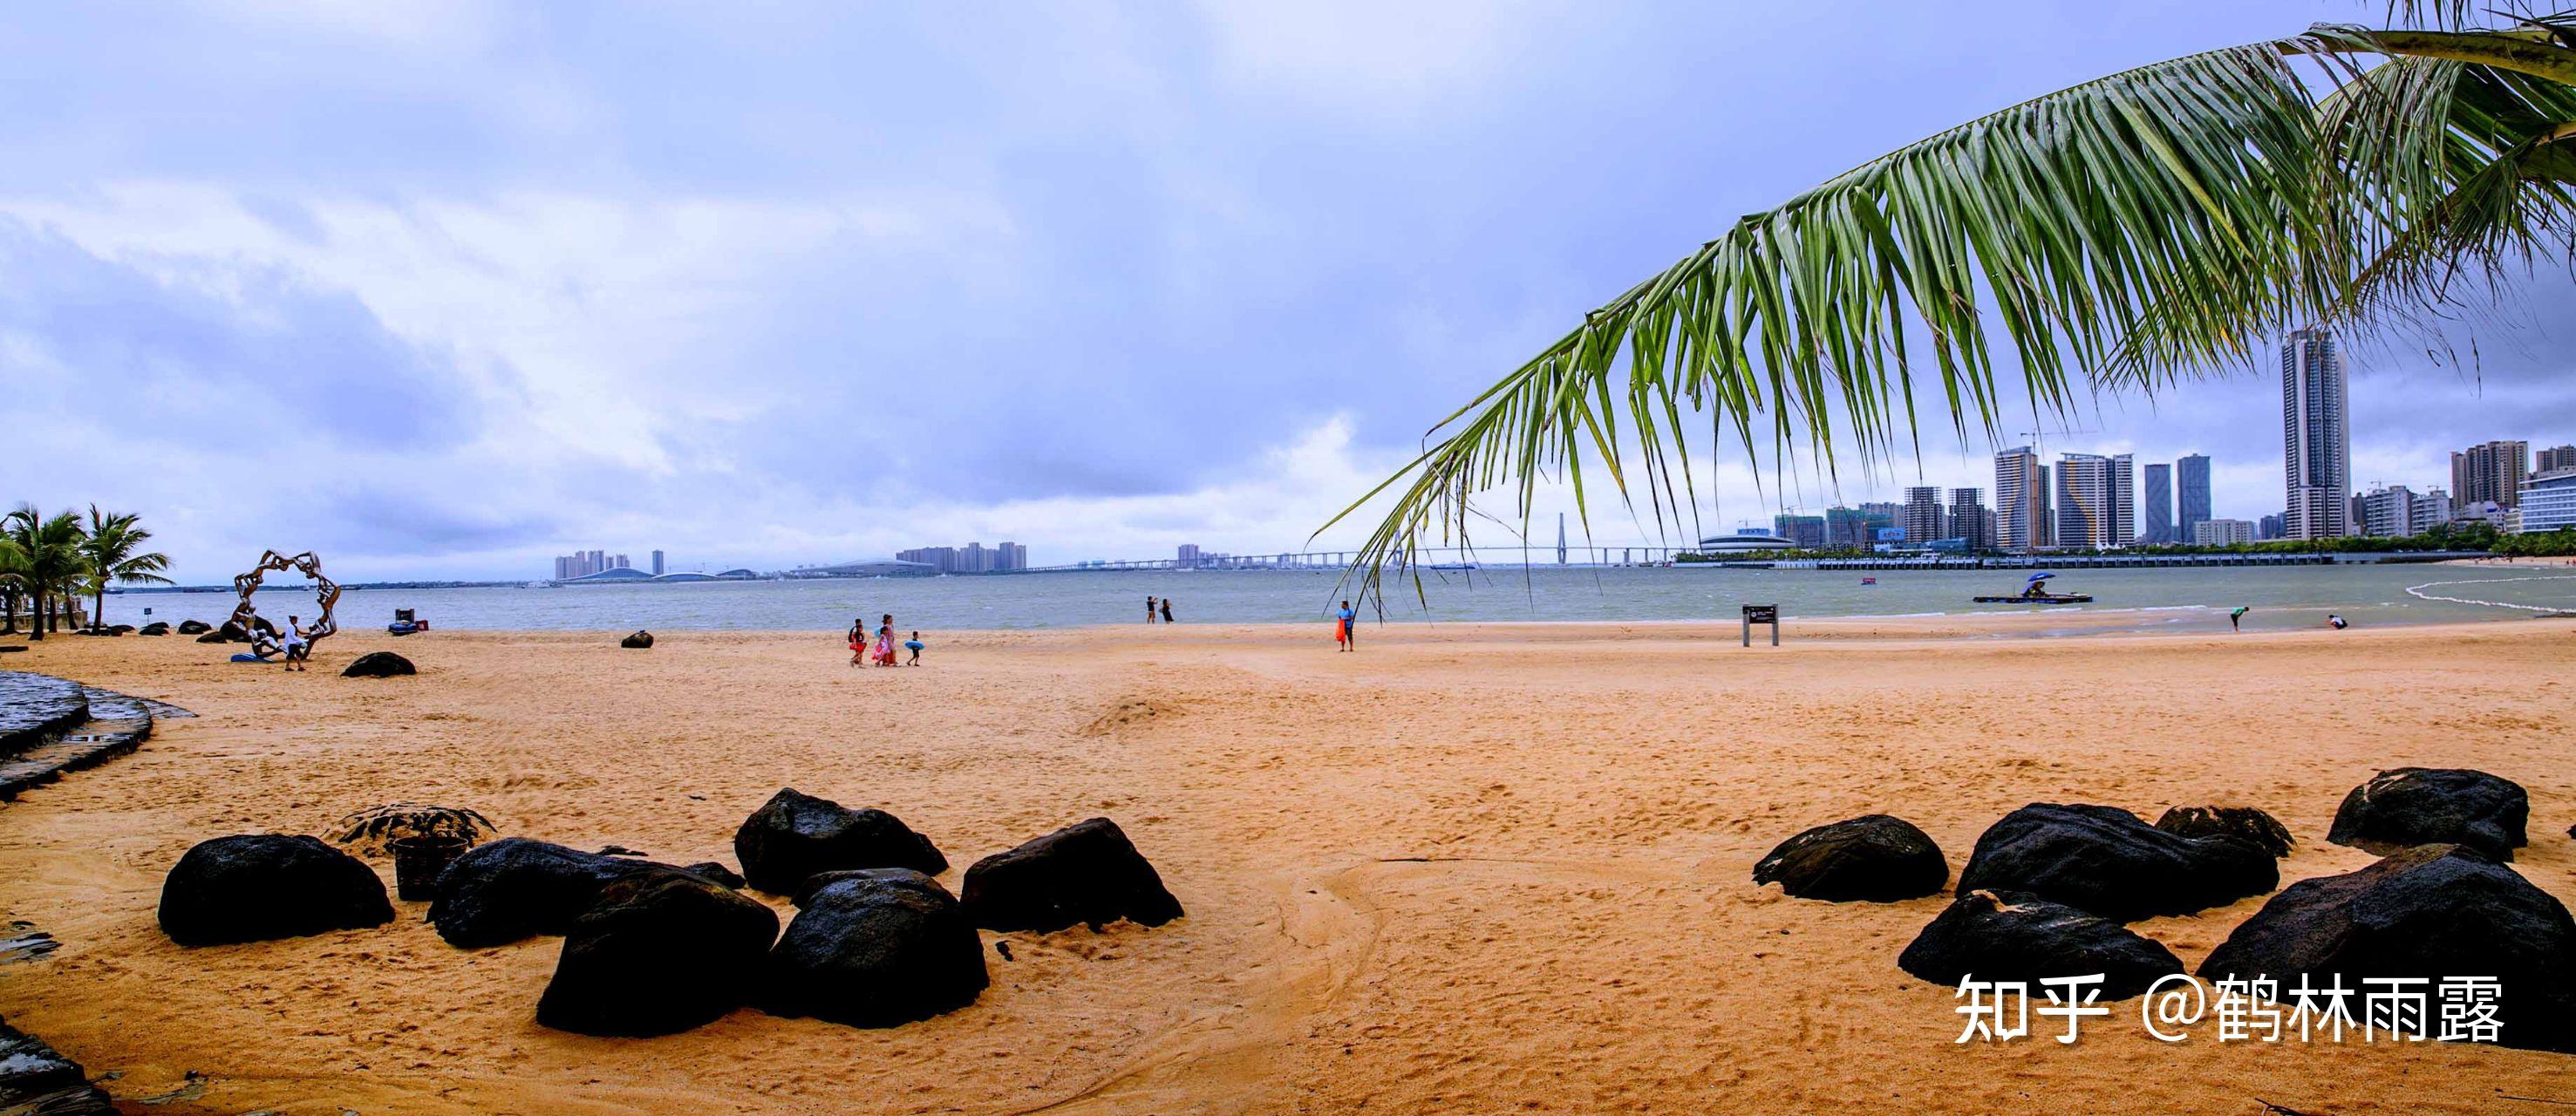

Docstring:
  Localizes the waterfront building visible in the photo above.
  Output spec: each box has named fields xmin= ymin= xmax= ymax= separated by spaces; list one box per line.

xmin=2176 ymin=453 xmax=2211 ymax=544
xmin=1824 ymin=506 xmax=1893 ymax=549
xmin=2539 ymin=445 xmax=2576 ymax=473
xmin=2281 ymin=330 xmax=2353 ymax=540
xmin=2450 ymin=500 xmax=2510 ymax=529
xmin=995 ymin=542 xmax=1027 ymax=571
xmin=2053 ymin=453 xmax=2134 ymax=550
xmin=2193 ymin=519 xmax=2255 ymax=546
xmin=2141 ymin=463 xmax=2174 ymax=544
xmin=1899 ymin=487 xmax=1947 ymax=545
xmin=2452 ymin=440 xmax=2530 ymax=509
xmin=1946 ymin=488 xmax=1991 ymax=551
xmin=2409 ymin=489 xmax=2453 ymax=535
xmin=1994 ymin=446 xmax=2054 ymax=552
xmin=2359 ymin=485 xmax=2417 ymax=538
xmin=2522 ymin=468 xmax=2576 ymax=534
xmin=1177 ymin=543 xmax=1202 ymax=569
xmin=1772 ymin=514 xmax=1827 ymax=550
xmin=651 ymin=550 xmax=665 ymax=576
xmin=2258 ymin=513 xmax=2284 ymax=541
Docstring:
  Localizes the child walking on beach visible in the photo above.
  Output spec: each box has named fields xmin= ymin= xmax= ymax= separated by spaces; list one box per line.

xmin=905 ymin=631 xmax=924 ymax=666
xmin=848 ymin=617 xmax=867 ymax=666
xmin=875 ymin=614 xmax=898 ymax=665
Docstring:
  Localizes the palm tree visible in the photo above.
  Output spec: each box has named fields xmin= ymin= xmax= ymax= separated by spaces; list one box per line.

xmin=0 ymin=536 xmax=25 ymax=636
xmin=3 ymin=507 xmax=88 ymax=639
xmin=78 ymin=506 xmax=173 ymax=631
xmin=1336 ymin=3 xmax=2574 ymax=596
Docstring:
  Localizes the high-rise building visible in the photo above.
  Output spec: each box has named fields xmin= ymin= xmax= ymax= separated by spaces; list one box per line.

xmin=589 ymin=549 xmax=605 ymax=575
xmin=2176 ymin=453 xmax=2211 ymax=544
xmin=1176 ymin=544 xmax=1201 ymax=569
xmin=2410 ymin=488 xmax=2453 ymax=535
xmin=2451 ymin=440 xmax=2530 ymax=510
xmin=2281 ymin=329 xmax=2354 ymax=540
xmin=2053 ymin=453 xmax=2135 ymax=549
xmin=2539 ymin=445 xmax=2576 ymax=473
xmin=2258 ymin=513 xmax=2285 ymax=541
xmin=614 ymin=554 xmax=630 ymax=570
xmin=554 ymin=556 xmax=569 ymax=580
xmin=1899 ymin=487 xmax=1947 ymax=544
xmin=2360 ymin=485 xmax=2417 ymax=538
xmin=2194 ymin=519 xmax=2256 ymax=546
xmin=1824 ymin=506 xmax=1892 ymax=549
xmin=1994 ymin=446 xmax=2052 ymax=552
xmin=1773 ymin=514 xmax=1827 ymax=550
xmin=651 ymin=550 xmax=665 ymax=576
xmin=1947 ymin=488 xmax=1991 ymax=551
xmin=995 ymin=542 xmax=1027 ymax=571
xmin=2142 ymin=463 xmax=2174 ymax=544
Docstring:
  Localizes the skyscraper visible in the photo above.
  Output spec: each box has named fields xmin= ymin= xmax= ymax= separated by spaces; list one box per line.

xmin=995 ymin=542 xmax=1027 ymax=571
xmin=2280 ymin=329 xmax=2354 ymax=540
xmin=651 ymin=550 xmax=665 ymax=576
xmin=2142 ymin=463 xmax=2173 ymax=545
xmin=1994 ymin=446 xmax=2051 ymax=553
xmin=2451 ymin=440 xmax=2530 ymax=509
xmin=2176 ymin=453 xmax=2211 ymax=543
xmin=2540 ymin=445 xmax=2576 ymax=473
xmin=1947 ymin=488 xmax=1991 ymax=551
xmin=1899 ymin=487 xmax=1947 ymax=544
xmin=1824 ymin=506 xmax=1891 ymax=549
xmin=2053 ymin=453 xmax=2135 ymax=549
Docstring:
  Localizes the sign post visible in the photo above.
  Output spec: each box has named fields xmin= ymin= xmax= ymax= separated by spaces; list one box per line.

xmin=1741 ymin=603 xmax=1779 ymax=647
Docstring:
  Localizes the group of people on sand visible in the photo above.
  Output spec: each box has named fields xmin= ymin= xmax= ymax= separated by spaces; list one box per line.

xmin=234 ymin=610 xmax=315 ymax=670
xmin=848 ymin=614 xmax=924 ymax=667
xmin=1144 ymin=595 xmax=1176 ymax=623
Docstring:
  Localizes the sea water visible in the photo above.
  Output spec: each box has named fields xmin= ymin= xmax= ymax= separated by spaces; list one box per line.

xmin=98 ymin=563 xmax=2576 ymax=635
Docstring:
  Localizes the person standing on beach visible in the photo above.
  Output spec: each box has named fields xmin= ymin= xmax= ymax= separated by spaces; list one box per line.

xmin=2229 ymin=606 xmax=2248 ymax=633
xmin=281 ymin=615 xmax=310 ymax=671
xmin=1336 ymin=600 xmax=1355 ymax=652
xmin=1160 ymin=596 xmax=1174 ymax=623
xmin=848 ymin=617 xmax=867 ymax=666
xmin=876 ymin=614 xmax=898 ymax=665
xmin=1145 ymin=595 xmax=1158 ymax=624
xmin=905 ymin=631 xmax=924 ymax=666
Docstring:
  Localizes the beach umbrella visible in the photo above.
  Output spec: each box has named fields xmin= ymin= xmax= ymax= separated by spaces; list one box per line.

xmin=2027 ymin=572 xmax=2055 ymax=582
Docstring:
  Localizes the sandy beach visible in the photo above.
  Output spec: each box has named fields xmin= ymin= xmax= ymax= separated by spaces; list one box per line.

xmin=2 ymin=616 xmax=2571 ymax=1114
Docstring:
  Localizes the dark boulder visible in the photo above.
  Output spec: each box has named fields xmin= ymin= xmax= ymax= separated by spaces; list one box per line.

xmin=2153 ymin=806 xmax=2293 ymax=859
xmin=2201 ymin=844 xmax=2576 ymax=1052
xmin=733 ymin=788 xmax=946 ymax=894
xmin=760 ymin=869 xmax=987 ymax=1027
xmin=1898 ymin=889 xmax=2185 ymax=1000
xmin=2327 ymin=768 xmax=2527 ymax=862
xmin=1752 ymin=814 xmax=1947 ymax=902
xmin=175 ymin=619 xmax=212 ymax=635
xmin=960 ymin=818 xmax=1184 ymax=932
xmin=138 ymin=622 xmax=169 ymax=636
xmin=194 ymin=629 xmax=230 ymax=644
xmin=0 ymin=1017 xmax=116 ymax=1116
xmin=158 ymin=834 xmax=395 ymax=946
xmin=683 ymin=861 xmax=747 ymax=889
xmin=621 ymin=630 xmax=654 ymax=649
xmin=1956 ymin=803 xmax=2276 ymax=922
xmin=536 ymin=870 xmax=780 ymax=1037
xmin=340 ymin=651 xmax=416 ymax=678
xmin=428 ymin=837 xmax=672 ymax=948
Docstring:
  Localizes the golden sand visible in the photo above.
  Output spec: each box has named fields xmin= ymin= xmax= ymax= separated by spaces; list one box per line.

xmin=1 ymin=617 xmax=2570 ymax=1114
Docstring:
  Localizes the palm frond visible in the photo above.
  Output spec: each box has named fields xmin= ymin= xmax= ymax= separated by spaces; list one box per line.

xmin=1327 ymin=38 xmax=2360 ymax=603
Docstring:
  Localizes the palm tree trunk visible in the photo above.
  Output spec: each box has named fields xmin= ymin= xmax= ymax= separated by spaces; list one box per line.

xmin=31 ymin=588 xmax=44 ymax=640
xmin=92 ymin=583 xmax=105 ymax=633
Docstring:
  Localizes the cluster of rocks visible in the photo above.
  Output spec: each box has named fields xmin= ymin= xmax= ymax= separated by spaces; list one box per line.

xmin=155 ymin=789 xmax=1183 ymax=1040
xmin=0 ymin=671 xmax=164 ymax=803
xmin=1755 ymin=766 xmax=2570 ymax=1052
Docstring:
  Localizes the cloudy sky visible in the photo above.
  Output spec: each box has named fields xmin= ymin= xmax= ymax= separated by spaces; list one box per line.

xmin=6 ymin=1 xmax=2572 ymax=582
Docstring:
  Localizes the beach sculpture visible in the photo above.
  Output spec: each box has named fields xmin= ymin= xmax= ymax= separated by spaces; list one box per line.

xmin=228 ymin=549 xmax=339 ymax=651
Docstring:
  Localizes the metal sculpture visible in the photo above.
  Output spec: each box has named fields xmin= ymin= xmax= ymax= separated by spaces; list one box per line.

xmin=228 ymin=550 xmax=339 ymax=651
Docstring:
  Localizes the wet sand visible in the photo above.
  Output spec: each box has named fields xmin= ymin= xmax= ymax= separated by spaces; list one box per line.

xmin=1 ymin=616 xmax=2571 ymax=1114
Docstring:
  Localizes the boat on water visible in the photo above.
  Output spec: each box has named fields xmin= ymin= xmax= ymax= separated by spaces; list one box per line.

xmin=1426 ymin=561 xmax=1481 ymax=571
xmin=1973 ymin=571 xmax=2092 ymax=605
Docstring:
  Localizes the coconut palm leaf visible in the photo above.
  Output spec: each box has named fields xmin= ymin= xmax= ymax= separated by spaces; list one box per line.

xmin=1330 ymin=13 xmax=2576 ymax=605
